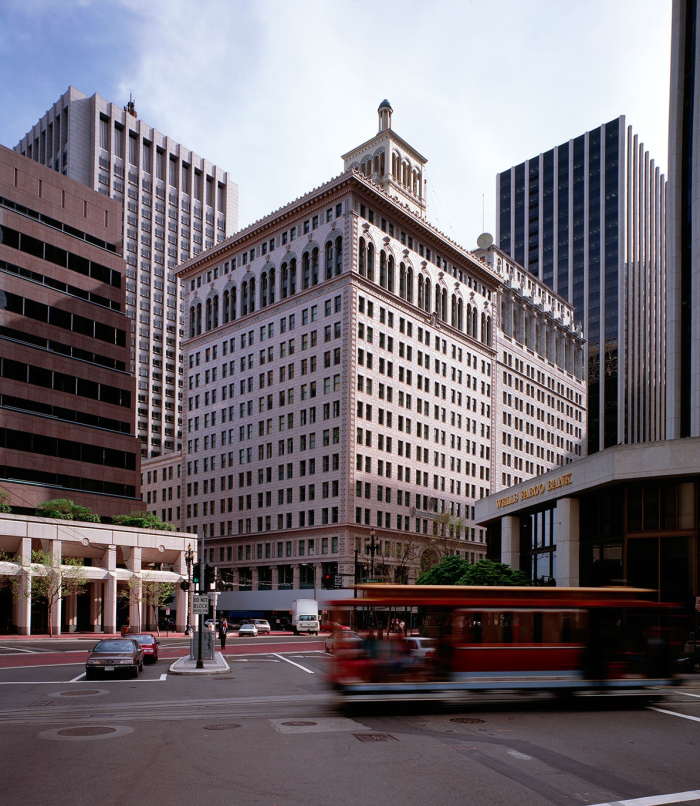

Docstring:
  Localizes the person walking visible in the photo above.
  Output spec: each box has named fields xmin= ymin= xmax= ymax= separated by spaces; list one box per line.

xmin=220 ymin=618 xmax=228 ymax=650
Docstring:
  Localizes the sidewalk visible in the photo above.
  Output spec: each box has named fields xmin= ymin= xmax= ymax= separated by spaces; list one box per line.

xmin=169 ymin=651 xmax=231 ymax=675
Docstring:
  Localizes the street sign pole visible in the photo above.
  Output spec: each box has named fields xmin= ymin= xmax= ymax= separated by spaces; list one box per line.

xmin=197 ymin=530 xmax=205 ymax=669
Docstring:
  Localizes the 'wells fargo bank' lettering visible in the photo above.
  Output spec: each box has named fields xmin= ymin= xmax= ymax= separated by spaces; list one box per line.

xmin=495 ymin=473 xmax=573 ymax=510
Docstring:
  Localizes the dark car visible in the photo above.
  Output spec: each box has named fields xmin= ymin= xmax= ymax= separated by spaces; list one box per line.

xmin=159 ymin=617 xmax=175 ymax=630
xmin=85 ymin=638 xmax=144 ymax=679
xmin=325 ymin=630 xmax=364 ymax=654
xmin=129 ymin=632 xmax=159 ymax=664
xmin=676 ymin=649 xmax=700 ymax=673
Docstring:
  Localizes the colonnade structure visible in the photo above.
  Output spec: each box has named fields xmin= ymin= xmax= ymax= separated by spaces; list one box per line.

xmin=0 ymin=513 xmax=195 ymax=635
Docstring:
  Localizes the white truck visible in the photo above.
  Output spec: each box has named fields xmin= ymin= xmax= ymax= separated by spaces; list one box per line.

xmin=291 ymin=599 xmax=319 ymax=635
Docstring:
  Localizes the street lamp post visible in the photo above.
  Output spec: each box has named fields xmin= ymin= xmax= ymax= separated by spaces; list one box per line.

xmin=367 ymin=528 xmax=378 ymax=578
xmin=184 ymin=544 xmax=193 ymax=636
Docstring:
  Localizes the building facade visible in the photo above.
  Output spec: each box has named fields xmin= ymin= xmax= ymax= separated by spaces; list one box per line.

xmin=0 ymin=145 xmax=142 ymax=517
xmin=14 ymin=87 xmax=239 ymax=458
xmin=497 ymin=118 xmax=665 ymax=454
xmin=473 ymin=242 xmax=586 ymax=492
xmin=667 ymin=0 xmax=700 ymax=439
xmin=138 ymin=104 xmax=586 ymax=612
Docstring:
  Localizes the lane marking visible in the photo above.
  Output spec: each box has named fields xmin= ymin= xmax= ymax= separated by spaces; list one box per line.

xmin=0 ymin=662 xmax=85 ymax=670
xmin=675 ymin=691 xmax=700 ymax=699
xmin=271 ymin=653 xmax=315 ymax=674
xmin=69 ymin=672 xmax=86 ymax=683
xmin=649 ymin=707 xmax=700 ymax=724
xmin=506 ymin=749 xmax=532 ymax=761
xmin=587 ymin=789 xmax=700 ymax=806
xmin=159 ymin=674 xmax=167 ymax=681
xmin=0 ymin=645 xmax=42 ymax=654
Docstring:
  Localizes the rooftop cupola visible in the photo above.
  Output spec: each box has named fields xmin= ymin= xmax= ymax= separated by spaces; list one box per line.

xmin=378 ymin=99 xmax=393 ymax=132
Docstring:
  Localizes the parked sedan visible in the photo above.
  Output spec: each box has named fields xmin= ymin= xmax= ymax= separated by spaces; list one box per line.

xmin=251 ymin=619 xmax=271 ymax=635
xmin=85 ymin=639 xmax=144 ymax=679
xmin=238 ymin=623 xmax=259 ymax=637
xmin=405 ymin=637 xmax=437 ymax=659
xmin=128 ymin=633 xmax=159 ymax=664
xmin=325 ymin=630 xmax=364 ymax=653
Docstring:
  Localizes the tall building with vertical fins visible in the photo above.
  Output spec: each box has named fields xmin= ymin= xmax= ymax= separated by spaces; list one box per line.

xmin=14 ymin=86 xmax=239 ymax=459
xmin=668 ymin=0 xmax=700 ymax=439
xmin=496 ymin=119 xmax=665 ymax=455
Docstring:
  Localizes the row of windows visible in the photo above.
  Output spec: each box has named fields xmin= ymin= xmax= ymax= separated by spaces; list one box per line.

xmin=188 ymin=239 xmax=343 ymax=336
xmin=0 ymin=428 xmax=137 ymax=471
xmin=1 ymin=393 xmax=132 ymax=435
xmin=0 ymin=463 xmax=136 ymax=498
xmin=0 ymin=224 xmax=121 ymax=288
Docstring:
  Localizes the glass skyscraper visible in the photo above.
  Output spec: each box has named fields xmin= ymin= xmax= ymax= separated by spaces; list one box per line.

xmin=497 ymin=118 xmax=665 ymax=454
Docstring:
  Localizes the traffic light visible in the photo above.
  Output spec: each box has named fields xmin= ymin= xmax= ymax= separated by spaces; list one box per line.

xmin=322 ymin=573 xmax=332 ymax=589
xmin=192 ymin=563 xmax=201 ymax=585
xmin=179 ymin=580 xmax=189 ymax=592
xmin=204 ymin=564 xmax=215 ymax=589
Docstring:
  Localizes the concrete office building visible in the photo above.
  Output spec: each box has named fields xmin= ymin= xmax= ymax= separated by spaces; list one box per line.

xmin=15 ymin=87 xmax=239 ymax=458
xmin=0 ymin=145 xmax=141 ymax=517
xmin=155 ymin=103 xmax=586 ymax=613
xmin=497 ymin=118 xmax=665 ymax=455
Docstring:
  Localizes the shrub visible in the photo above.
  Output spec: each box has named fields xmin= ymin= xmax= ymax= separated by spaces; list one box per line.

xmin=112 ymin=511 xmax=175 ymax=531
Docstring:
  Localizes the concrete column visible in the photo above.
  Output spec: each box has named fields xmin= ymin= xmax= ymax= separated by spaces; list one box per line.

xmin=501 ymin=515 xmax=520 ymax=571
xmin=555 ymin=497 xmax=580 ymax=586
xmin=65 ymin=590 xmax=77 ymax=633
xmin=251 ymin=567 xmax=259 ymax=590
xmin=292 ymin=564 xmax=300 ymax=590
xmin=14 ymin=537 xmax=32 ymax=636
xmin=174 ymin=547 xmax=188 ymax=633
xmin=126 ymin=546 xmax=142 ymax=631
xmin=232 ymin=568 xmax=240 ymax=590
xmin=50 ymin=540 xmax=62 ymax=637
xmin=271 ymin=564 xmax=279 ymax=591
xmin=89 ymin=582 xmax=102 ymax=632
xmin=102 ymin=545 xmax=117 ymax=635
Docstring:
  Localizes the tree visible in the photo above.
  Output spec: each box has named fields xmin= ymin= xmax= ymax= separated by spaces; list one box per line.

xmin=36 ymin=498 xmax=100 ymax=523
xmin=120 ymin=574 xmax=176 ymax=634
xmin=112 ymin=511 xmax=175 ymax=531
xmin=416 ymin=555 xmax=471 ymax=585
xmin=19 ymin=550 xmax=88 ymax=637
xmin=457 ymin=559 xmax=532 ymax=587
xmin=0 ymin=488 xmax=11 ymax=514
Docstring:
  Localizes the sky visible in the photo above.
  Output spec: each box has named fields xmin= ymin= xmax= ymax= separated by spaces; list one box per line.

xmin=0 ymin=0 xmax=672 ymax=249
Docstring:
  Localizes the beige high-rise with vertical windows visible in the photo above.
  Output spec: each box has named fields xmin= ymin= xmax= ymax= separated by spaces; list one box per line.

xmin=14 ymin=86 xmax=239 ymax=458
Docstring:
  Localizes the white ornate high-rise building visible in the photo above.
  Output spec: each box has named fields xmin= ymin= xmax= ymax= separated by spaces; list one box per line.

xmin=158 ymin=102 xmax=585 ymax=612
xmin=14 ymin=86 xmax=239 ymax=458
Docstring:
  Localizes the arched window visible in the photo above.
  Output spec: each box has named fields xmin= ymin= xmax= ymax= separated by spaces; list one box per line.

xmin=206 ymin=298 xmax=212 ymax=331
xmin=441 ymin=288 xmax=447 ymax=321
xmin=387 ymin=255 xmax=394 ymax=292
xmin=486 ymin=315 xmax=492 ymax=346
xmin=249 ymin=277 xmax=256 ymax=313
xmin=281 ymin=262 xmax=289 ymax=299
xmin=223 ymin=290 xmax=230 ymax=324
xmin=379 ymin=151 xmax=385 ymax=176
xmin=418 ymin=275 xmax=424 ymax=309
xmin=399 ymin=263 xmax=406 ymax=299
xmin=312 ymin=248 xmax=319 ymax=285
xmin=241 ymin=281 xmax=248 ymax=315
xmin=472 ymin=307 xmax=478 ymax=338
xmin=359 ymin=238 xmax=366 ymax=277
xmin=481 ymin=313 xmax=487 ymax=345
xmin=290 ymin=259 xmax=297 ymax=295
xmin=424 ymin=278 xmax=432 ymax=312
xmin=189 ymin=306 xmax=196 ymax=338
xmin=457 ymin=298 xmax=463 ymax=331
xmin=325 ymin=242 xmax=333 ymax=281
xmin=302 ymin=253 xmax=311 ymax=290
xmin=367 ymin=243 xmax=375 ymax=282
xmin=335 ymin=236 xmax=342 ymax=276
xmin=231 ymin=286 xmax=237 ymax=320
xmin=261 ymin=272 xmax=268 ymax=306
xmin=406 ymin=267 xmax=413 ymax=303
xmin=451 ymin=295 xmax=457 ymax=327
xmin=466 ymin=304 xmax=473 ymax=337
xmin=196 ymin=302 xmax=202 ymax=335
xmin=379 ymin=250 xmax=387 ymax=288
xmin=213 ymin=295 xmax=219 ymax=329
xmin=269 ymin=269 xmax=275 ymax=304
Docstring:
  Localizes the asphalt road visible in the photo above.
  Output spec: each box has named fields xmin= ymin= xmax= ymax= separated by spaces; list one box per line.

xmin=0 ymin=636 xmax=699 ymax=806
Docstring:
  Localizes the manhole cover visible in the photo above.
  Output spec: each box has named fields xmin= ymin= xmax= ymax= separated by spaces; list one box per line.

xmin=354 ymin=733 xmax=397 ymax=742
xmin=57 ymin=690 xmax=102 ymax=697
xmin=450 ymin=718 xmax=485 ymax=724
xmin=203 ymin=724 xmax=241 ymax=731
xmin=57 ymin=727 xmax=116 ymax=737
xmin=281 ymin=721 xmax=317 ymax=727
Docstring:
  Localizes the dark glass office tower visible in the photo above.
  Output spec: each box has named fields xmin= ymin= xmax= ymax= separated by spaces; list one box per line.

xmin=668 ymin=0 xmax=699 ymax=439
xmin=496 ymin=118 xmax=666 ymax=454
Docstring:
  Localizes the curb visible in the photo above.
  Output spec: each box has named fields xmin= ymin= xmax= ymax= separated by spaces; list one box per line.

xmin=168 ymin=652 xmax=231 ymax=676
